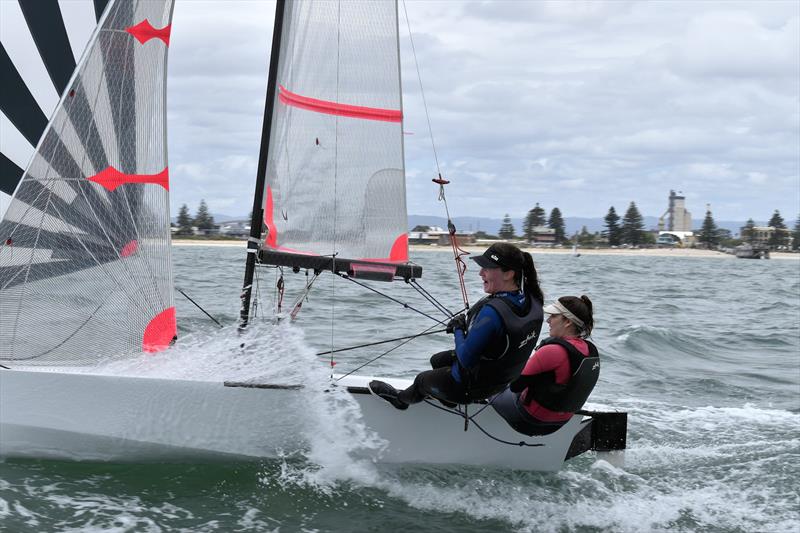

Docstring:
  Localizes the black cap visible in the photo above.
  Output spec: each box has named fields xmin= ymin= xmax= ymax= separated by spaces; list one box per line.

xmin=471 ymin=243 xmax=522 ymax=270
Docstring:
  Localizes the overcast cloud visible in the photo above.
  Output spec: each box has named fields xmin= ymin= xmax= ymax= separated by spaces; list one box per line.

xmin=3 ymin=0 xmax=799 ymax=223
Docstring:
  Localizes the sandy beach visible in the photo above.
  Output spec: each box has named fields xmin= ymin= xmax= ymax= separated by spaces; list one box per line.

xmin=172 ymin=239 xmax=799 ymax=260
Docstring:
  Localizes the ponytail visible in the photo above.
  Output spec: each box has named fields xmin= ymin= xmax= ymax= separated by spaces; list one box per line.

xmin=521 ymin=252 xmax=543 ymax=304
xmin=491 ymin=243 xmax=543 ymax=304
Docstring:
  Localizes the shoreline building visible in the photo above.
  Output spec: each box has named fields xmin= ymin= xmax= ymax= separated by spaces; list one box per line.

xmin=658 ymin=190 xmax=694 ymax=244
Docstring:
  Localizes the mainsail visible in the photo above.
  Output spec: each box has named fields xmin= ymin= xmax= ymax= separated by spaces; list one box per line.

xmin=259 ymin=0 xmax=411 ymax=267
xmin=0 ymin=0 xmax=176 ymax=366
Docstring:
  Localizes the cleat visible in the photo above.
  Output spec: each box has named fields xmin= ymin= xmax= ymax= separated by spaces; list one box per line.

xmin=368 ymin=380 xmax=409 ymax=410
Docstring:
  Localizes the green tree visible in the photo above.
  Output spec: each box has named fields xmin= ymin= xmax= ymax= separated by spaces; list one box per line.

xmin=176 ymin=204 xmax=193 ymax=236
xmin=194 ymin=199 xmax=215 ymax=231
xmin=603 ymin=206 xmax=621 ymax=246
xmin=621 ymin=202 xmax=644 ymax=245
xmin=716 ymin=228 xmax=739 ymax=247
xmin=498 ymin=214 xmax=515 ymax=240
xmin=640 ymin=231 xmax=656 ymax=246
xmin=768 ymin=209 xmax=788 ymax=248
xmin=548 ymin=207 xmax=565 ymax=244
xmin=793 ymin=214 xmax=800 ymax=251
xmin=411 ymin=225 xmax=431 ymax=232
xmin=742 ymin=218 xmax=756 ymax=243
xmin=523 ymin=203 xmax=547 ymax=241
xmin=698 ymin=206 xmax=719 ymax=249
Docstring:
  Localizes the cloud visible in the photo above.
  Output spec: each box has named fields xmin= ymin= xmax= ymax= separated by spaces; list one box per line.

xmin=7 ymin=0 xmax=795 ymax=223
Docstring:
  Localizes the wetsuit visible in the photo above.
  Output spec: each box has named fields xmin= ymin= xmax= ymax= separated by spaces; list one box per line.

xmin=491 ymin=336 xmax=599 ymax=435
xmin=397 ymin=291 xmax=543 ymax=406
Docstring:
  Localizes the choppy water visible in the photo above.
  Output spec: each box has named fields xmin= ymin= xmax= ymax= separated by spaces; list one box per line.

xmin=1 ymin=246 xmax=799 ymax=532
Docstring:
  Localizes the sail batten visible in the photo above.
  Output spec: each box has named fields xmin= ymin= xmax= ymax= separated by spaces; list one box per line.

xmin=0 ymin=0 xmax=176 ymax=365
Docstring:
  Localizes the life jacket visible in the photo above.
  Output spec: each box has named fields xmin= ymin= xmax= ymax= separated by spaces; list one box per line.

xmin=462 ymin=294 xmax=543 ymax=395
xmin=523 ymin=337 xmax=600 ymax=412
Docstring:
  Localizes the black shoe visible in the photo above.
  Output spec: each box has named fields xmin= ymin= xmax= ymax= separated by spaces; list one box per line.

xmin=368 ymin=380 xmax=409 ymax=410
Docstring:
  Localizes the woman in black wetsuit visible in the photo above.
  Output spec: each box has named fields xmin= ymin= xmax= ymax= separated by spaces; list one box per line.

xmin=369 ymin=243 xmax=544 ymax=410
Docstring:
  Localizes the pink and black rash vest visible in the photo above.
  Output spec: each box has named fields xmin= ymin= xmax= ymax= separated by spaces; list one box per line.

xmin=516 ymin=337 xmax=600 ymax=422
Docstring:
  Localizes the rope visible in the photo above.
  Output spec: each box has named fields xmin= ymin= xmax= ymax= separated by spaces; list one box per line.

xmin=290 ymin=271 xmax=317 ymax=320
xmin=447 ymin=219 xmax=471 ymax=309
xmin=276 ymin=273 xmax=284 ymax=313
xmin=422 ymin=399 xmax=544 ymax=448
xmin=316 ymin=328 xmax=446 ymax=356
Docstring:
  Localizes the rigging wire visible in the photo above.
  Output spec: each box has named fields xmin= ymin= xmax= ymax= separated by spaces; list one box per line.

xmin=176 ymin=287 xmax=223 ymax=328
xmin=401 ymin=0 xmax=470 ymax=310
xmin=334 ymin=322 xmax=443 ymax=381
xmin=335 ymin=272 xmax=445 ymax=323
xmin=409 ymin=279 xmax=461 ymax=319
xmin=315 ymin=328 xmax=447 ymax=356
xmin=401 ymin=0 xmax=441 ymax=176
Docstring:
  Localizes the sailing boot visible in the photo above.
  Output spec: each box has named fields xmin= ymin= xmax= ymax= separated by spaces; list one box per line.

xmin=368 ymin=380 xmax=409 ymax=410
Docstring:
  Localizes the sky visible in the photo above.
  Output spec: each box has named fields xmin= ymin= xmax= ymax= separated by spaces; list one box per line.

xmin=2 ymin=0 xmax=799 ymax=223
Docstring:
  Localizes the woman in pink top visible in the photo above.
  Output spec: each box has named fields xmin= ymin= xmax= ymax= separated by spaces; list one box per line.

xmin=491 ymin=295 xmax=599 ymax=436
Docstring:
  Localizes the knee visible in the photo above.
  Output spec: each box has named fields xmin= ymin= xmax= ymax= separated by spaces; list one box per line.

xmin=430 ymin=350 xmax=455 ymax=368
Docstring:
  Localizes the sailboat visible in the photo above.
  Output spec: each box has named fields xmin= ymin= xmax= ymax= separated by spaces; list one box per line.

xmin=0 ymin=0 xmax=625 ymax=470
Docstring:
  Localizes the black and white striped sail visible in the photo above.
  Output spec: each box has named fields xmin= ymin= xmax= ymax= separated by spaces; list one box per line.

xmin=261 ymin=0 xmax=410 ymax=267
xmin=1 ymin=0 xmax=111 ymax=213
xmin=0 ymin=0 xmax=176 ymax=366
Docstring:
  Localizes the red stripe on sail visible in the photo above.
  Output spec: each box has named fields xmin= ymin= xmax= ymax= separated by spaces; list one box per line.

xmin=264 ymin=186 xmax=278 ymax=247
xmin=126 ymin=20 xmax=171 ymax=46
xmin=120 ymin=240 xmax=138 ymax=257
xmin=88 ymin=166 xmax=169 ymax=191
xmin=143 ymin=307 xmax=176 ymax=354
xmin=389 ymin=233 xmax=409 ymax=262
xmin=278 ymin=86 xmax=402 ymax=123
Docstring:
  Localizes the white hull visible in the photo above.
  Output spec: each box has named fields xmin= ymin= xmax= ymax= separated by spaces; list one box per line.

xmin=0 ymin=369 xmax=589 ymax=471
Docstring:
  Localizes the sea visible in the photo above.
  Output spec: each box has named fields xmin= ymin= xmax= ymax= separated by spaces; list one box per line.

xmin=1 ymin=246 xmax=798 ymax=533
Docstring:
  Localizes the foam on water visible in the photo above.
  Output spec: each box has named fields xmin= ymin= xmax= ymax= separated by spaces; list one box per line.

xmin=92 ymin=320 xmax=389 ymax=493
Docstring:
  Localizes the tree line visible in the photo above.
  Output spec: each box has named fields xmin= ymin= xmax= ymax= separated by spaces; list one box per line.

xmin=698 ymin=208 xmax=799 ymax=250
xmin=495 ymin=202 xmax=647 ymax=246
xmin=174 ymin=200 xmax=215 ymax=235
xmin=496 ymin=204 xmax=799 ymax=250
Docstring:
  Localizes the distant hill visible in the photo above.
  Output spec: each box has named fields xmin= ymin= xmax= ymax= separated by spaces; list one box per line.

xmin=409 ymin=214 xmax=752 ymax=237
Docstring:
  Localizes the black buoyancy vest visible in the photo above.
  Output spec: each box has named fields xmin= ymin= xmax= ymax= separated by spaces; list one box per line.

xmin=463 ymin=294 xmax=544 ymax=392
xmin=524 ymin=337 xmax=600 ymax=412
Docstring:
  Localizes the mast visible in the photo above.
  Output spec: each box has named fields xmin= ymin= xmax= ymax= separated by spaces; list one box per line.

xmin=239 ymin=0 xmax=286 ymax=330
